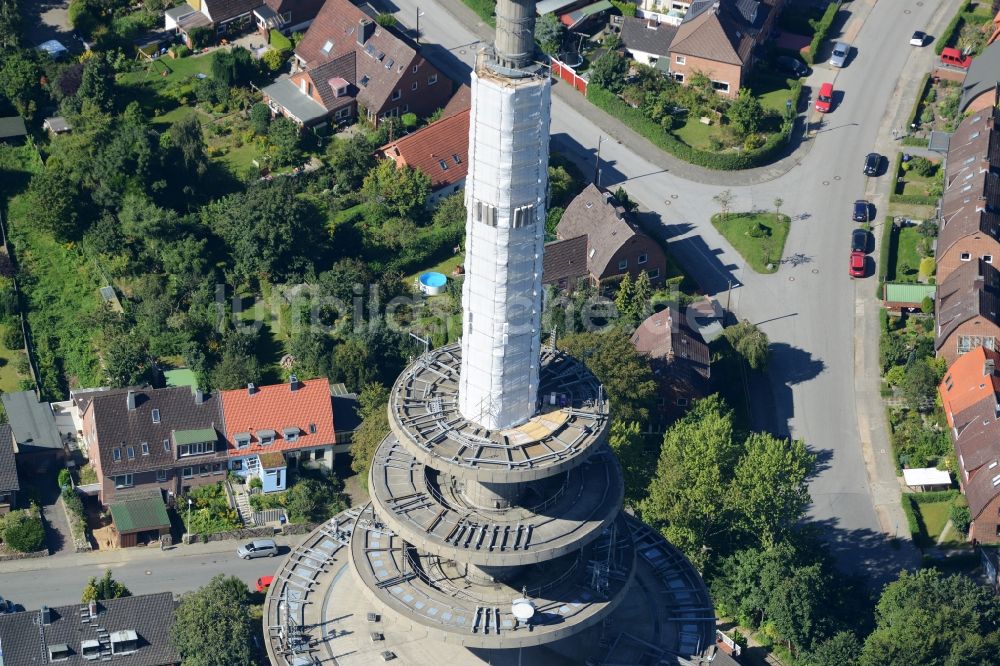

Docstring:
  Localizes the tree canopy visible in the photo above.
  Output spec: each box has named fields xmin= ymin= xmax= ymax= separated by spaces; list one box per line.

xmin=82 ymin=569 xmax=131 ymax=603
xmin=171 ymin=575 xmax=254 ymax=666
xmin=723 ymin=318 xmax=770 ymax=370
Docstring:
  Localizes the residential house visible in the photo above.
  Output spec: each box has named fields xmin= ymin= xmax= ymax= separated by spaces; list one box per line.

xmin=0 ymin=424 xmax=20 ymax=514
xmin=378 ymin=108 xmax=470 ymax=205
xmin=939 ymin=347 xmax=1000 ymax=543
xmin=1 ymin=390 xmax=65 ymax=473
xmin=165 ymin=0 xmax=324 ymax=42
xmin=542 ymin=234 xmax=590 ymax=293
xmin=666 ymin=0 xmax=784 ymax=99
xmin=945 ymin=106 xmax=1000 ymax=187
xmin=81 ymin=387 xmax=227 ymax=506
xmin=936 ymin=168 xmax=1000 ymax=283
xmin=43 ymin=116 xmax=72 ymax=135
xmin=935 ymin=258 xmax=1000 ymax=367
xmin=621 ymin=16 xmax=678 ymax=67
xmin=220 ymin=376 xmax=339 ymax=492
xmin=268 ymin=0 xmax=451 ymax=126
xmin=636 ymin=0 xmax=692 ymax=25
xmin=552 ymin=183 xmax=667 ymax=289
xmin=631 ymin=308 xmax=710 ymax=430
xmin=262 ymin=53 xmax=358 ymax=126
xmin=960 ymin=41 xmax=1000 ymax=113
xmin=0 ymin=592 xmax=180 ymax=665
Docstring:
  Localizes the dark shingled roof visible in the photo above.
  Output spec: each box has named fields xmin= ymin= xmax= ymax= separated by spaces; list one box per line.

xmin=88 ymin=387 xmax=225 ymax=476
xmin=0 ymin=592 xmax=179 ymax=666
xmin=0 ymin=116 xmax=26 ymax=139
xmin=938 ymin=169 xmax=1000 ymax=259
xmin=1 ymin=391 xmax=62 ymax=452
xmin=960 ymin=42 xmax=1000 ymax=112
xmin=669 ymin=0 xmax=762 ymax=66
xmin=0 ymin=423 xmax=19 ymax=493
xmin=946 ymin=107 xmax=1000 ymax=185
xmin=201 ymin=0 xmax=261 ymax=22
xmin=935 ymin=259 xmax=1000 ymax=351
xmin=308 ymin=52 xmax=357 ymax=111
xmin=631 ymin=309 xmax=710 ymax=372
xmin=621 ymin=16 xmax=677 ymax=58
xmin=543 ymin=235 xmax=590 ymax=287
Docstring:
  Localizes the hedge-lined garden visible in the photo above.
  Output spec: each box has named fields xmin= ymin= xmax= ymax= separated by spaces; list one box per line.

xmin=804 ymin=1 xmax=842 ymax=65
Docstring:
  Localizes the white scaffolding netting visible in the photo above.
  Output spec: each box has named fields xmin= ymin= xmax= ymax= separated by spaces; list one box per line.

xmin=459 ymin=69 xmax=551 ymax=430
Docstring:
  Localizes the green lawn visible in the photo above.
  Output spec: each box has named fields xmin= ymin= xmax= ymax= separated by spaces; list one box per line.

xmin=748 ymin=71 xmax=798 ymax=114
xmin=711 ymin=212 xmax=791 ymax=273
xmin=0 ymin=341 xmax=22 ymax=393
xmin=914 ymin=500 xmax=951 ymax=543
xmin=887 ymin=224 xmax=924 ymax=282
xmin=150 ymin=105 xmax=210 ymax=127
xmin=118 ymin=52 xmax=214 ymax=89
xmin=405 ymin=251 xmax=464 ymax=284
xmin=673 ymin=117 xmax=717 ymax=151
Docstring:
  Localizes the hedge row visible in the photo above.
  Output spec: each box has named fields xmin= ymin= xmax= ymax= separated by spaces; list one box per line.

xmin=876 ymin=216 xmax=893 ymax=290
xmin=587 ymin=81 xmax=803 ymax=171
xmin=906 ymin=73 xmax=932 ymax=129
xmin=908 ymin=488 xmax=958 ymax=504
xmin=889 ymin=193 xmax=940 ymax=206
xmin=935 ymin=0 xmax=973 ymax=55
xmin=901 ymin=493 xmax=921 ymax=543
xmin=805 ymin=1 xmax=842 ymax=65
xmin=901 ymin=137 xmax=930 ymax=148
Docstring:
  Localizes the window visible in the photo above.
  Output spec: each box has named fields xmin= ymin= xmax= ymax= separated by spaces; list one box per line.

xmin=232 ymin=459 xmax=243 ymax=470
xmin=235 ymin=433 xmax=251 ymax=449
xmin=284 ymin=428 xmax=299 ymax=443
xmin=959 ymin=336 xmax=997 ymax=354
xmin=163 ymin=438 xmax=171 ymax=452
xmin=178 ymin=441 xmax=215 ymax=457
xmin=986 ymin=255 xmax=994 ymax=264
xmin=48 ymin=645 xmax=72 ymax=661
xmin=259 ymin=430 xmax=276 ymax=446
xmin=200 ymin=464 xmax=210 ymax=476
xmin=453 ymin=154 xmax=462 ymax=164
xmin=213 ymin=463 xmax=223 ymax=475
xmin=711 ymin=80 xmax=730 ymax=93
xmin=673 ymin=72 xmax=684 ymax=83
xmin=675 ymin=55 xmax=685 ymax=65
xmin=412 ymin=65 xmax=419 ymax=73
xmin=113 ymin=474 xmax=133 ymax=489
xmin=473 ymin=200 xmax=498 ymax=227
xmin=961 ymin=252 xmax=972 ymax=261
xmin=151 ymin=409 xmax=160 ymax=423
xmin=638 ymin=254 xmax=648 ymax=265
xmin=321 ymin=39 xmax=333 ymax=55
xmin=401 ymin=104 xmax=409 ymax=113
xmin=411 ymin=82 xmax=418 ymax=91
xmin=126 ymin=446 xmax=135 ymax=460
xmin=512 ymin=204 xmax=535 ymax=229
xmin=309 ymin=423 xmax=317 ymax=434
xmin=113 ymin=447 xmax=121 ymax=462
xmin=649 ymin=268 xmax=660 ymax=279
xmin=141 ymin=442 xmax=149 ymax=456
xmin=157 ymin=469 xmax=167 ymax=482
xmin=428 ymin=74 xmax=438 ymax=85
xmin=618 ymin=259 xmax=628 ymax=271
xmin=676 ymin=398 xmax=690 ymax=407
xmin=315 ymin=448 xmax=326 ymax=459
xmin=360 ymin=75 xmax=370 ymax=87
xmin=391 ymin=89 xmax=401 ymax=101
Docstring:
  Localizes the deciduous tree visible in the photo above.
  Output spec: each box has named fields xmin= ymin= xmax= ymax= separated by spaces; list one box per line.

xmin=723 ymin=318 xmax=770 ymax=370
xmin=82 ymin=569 xmax=131 ymax=603
xmin=361 ymin=159 xmax=431 ymax=219
xmin=535 ymin=13 xmax=565 ymax=55
xmin=727 ymin=88 xmax=764 ymax=137
xmin=589 ymin=52 xmax=629 ymax=93
xmin=171 ymin=575 xmax=253 ymax=666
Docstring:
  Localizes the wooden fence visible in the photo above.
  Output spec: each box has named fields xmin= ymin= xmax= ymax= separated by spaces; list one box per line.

xmin=550 ymin=57 xmax=588 ymax=95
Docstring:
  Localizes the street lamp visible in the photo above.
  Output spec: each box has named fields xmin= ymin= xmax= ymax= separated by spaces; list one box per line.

xmin=416 ymin=8 xmax=426 ymax=44
xmin=187 ymin=498 xmax=192 ymax=535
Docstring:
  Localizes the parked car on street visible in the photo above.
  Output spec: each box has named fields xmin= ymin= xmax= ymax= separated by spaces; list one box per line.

xmin=237 ymin=539 xmax=278 ymax=560
xmin=829 ymin=41 xmax=850 ymax=67
xmin=776 ymin=55 xmax=809 ymax=78
xmin=940 ymin=47 xmax=972 ymax=69
xmin=850 ymin=251 xmax=866 ymax=277
xmin=852 ymin=228 xmax=869 ymax=253
xmin=910 ymin=31 xmax=927 ymax=46
xmin=0 ymin=596 xmax=12 ymax=613
xmin=816 ymin=82 xmax=834 ymax=113
xmin=853 ymin=200 xmax=870 ymax=222
xmin=864 ymin=152 xmax=882 ymax=176
xmin=256 ymin=576 xmax=274 ymax=592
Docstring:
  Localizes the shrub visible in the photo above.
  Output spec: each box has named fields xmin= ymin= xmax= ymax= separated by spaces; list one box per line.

xmin=187 ymin=26 xmax=214 ymax=49
xmin=805 ymin=1 xmax=842 ymax=65
xmin=269 ymin=28 xmax=292 ymax=52
xmin=936 ymin=0 xmax=973 ymax=54
xmin=2 ymin=323 xmax=23 ymax=350
xmin=248 ymin=476 xmax=262 ymax=490
xmin=920 ymin=295 xmax=934 ymax=315
xmin=58 ymin=468 xmax=72 ymax=488
xmin=918 ymin=257 xmax=936 ymax=280
xmin=3 ymin=510 xmax=45 ymax=552
xmin=950 ymin=501 xmax=970 ymax=535
xmin=62 ymin=486 xmax=85 ymax=519
xmin=261 ymin=48 xmax=289 ymax=72
xmin=172 ymin=45 xmax=191 ymax=58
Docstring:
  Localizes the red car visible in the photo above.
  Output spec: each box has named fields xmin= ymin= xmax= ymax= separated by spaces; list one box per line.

xmin=815 ymin=82 xmax=834 ymax=113
xmin=255 ymin=576 xmax=274 ymax=593
xmin=849 ymin=251 xmax=866 ymax=278
xmin=940 ymin=47 xmax=972 ymax=69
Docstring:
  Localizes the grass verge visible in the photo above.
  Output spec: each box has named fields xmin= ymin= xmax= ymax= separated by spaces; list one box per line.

xmin=711 ymin=212 xmax=790 ymax=273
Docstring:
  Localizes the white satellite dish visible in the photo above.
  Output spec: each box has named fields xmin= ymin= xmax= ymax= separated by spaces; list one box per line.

xmin=511 ymin=599 xmax=535 ymax=621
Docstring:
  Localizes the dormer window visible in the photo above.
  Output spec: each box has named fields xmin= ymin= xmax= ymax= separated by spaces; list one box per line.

xmin=235 ymin=433 xmax=251 ymax=449
xmin=109 ymin=630 xmax=139 ymax=655
xmin=126 ymin=446 xmax=135 ymax=460
xmin=258 ymin=430 xmax=276 ymax=446
xmin=283 ymin=427 xmax=300 ymax=442
xmin=81 ymin=639 xmax=101 ymax=659
xmin=151 ymin=409 xmax=160 ymax=423
xmin=113 ymin=447 xmax=121 ymax=462
xmin=48 ymin=644 xmax=72 ymax=661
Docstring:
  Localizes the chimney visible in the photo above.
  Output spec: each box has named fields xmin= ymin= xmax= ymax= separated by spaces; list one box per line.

xmin=247 ymin=383 xmax=256 ymax=396
xmin=194 ymin=389 xmax=204 ymax=405
xmin=41 ymin=606 xmax=52 ymax=624
xmin=358 ymin=18 xmax=374 ymax=46
xmin=88 ymin=599 xmax=97 ymax=618
xmin=986 ymin=359 xmax=996 ymax=376
xmin=290 ymin=374 xmax=300 ymax=391
xmin=126 ymin=391 xmax=136 ymax=411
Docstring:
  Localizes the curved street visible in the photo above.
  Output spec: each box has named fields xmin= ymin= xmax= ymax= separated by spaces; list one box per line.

xmin=384 ymin=0 xmax=954 ymax=580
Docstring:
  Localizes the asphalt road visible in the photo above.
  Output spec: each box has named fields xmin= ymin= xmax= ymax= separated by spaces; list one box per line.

xmin=0 ymin=536 xmax=304 ymax=609
xmin=383 ymin=0 xmax=948 ymax=580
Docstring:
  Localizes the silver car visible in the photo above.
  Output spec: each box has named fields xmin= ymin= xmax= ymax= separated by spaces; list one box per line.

xmin=236 ymin=539 xmax=278 ymax=559
xmin=829 ymin=41 xmax=850 ymax=68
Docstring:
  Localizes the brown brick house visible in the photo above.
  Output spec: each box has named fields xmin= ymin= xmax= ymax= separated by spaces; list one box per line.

xmin=551 ymin=184 xmax=667 ymax=290
xmin=666 ymin=0 xmax=785 ymax=99
xmin=937 ymin=170 xmax=1000 ymax=283
xmin=946 ymin=107 xmax=1000 ymax=187
xmin=265 ymin=0 xmax=452 ymax=126
xmin=378 ymin=106 xmax=470 ymax=206
xmin=82 ymin=387 xmax=227 ymax=506
xmin=935 ymin=259 xmax=1000 ymax=367
xmin=939 ymin=347 xmax=1000 ymax=543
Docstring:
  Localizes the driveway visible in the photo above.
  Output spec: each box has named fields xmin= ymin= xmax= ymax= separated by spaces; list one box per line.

xmin=22 ymin=0 xmax=76 ymax=50
xmin=388 ymin=0 xmax=948 ymax=583
xmin=31 ymin=469 xmax=75 ymax=556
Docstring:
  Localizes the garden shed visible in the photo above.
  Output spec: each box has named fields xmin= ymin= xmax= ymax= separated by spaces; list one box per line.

xmin=109 ymin=488 xmax=170 ymax=548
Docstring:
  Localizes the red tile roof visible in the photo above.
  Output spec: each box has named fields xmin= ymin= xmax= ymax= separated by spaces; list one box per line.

xmin=220 ymin=378 xmax=335 ymax=457
xmin=379 ymin=109 xmax=470 ymax=190
xmin=940 ymin=346 xmax=1000 ymax=426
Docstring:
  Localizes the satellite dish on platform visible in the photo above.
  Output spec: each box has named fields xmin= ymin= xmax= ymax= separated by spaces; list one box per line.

xmin=511 ymin=599 xmax=535 ymax=621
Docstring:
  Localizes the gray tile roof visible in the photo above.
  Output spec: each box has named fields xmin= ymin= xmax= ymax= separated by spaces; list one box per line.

xmin=0 ymin=423 xmax=19 ymax=492
xmin=89 ymin=387 xmax=225 ymax=476
xmin=262 ymin=77 xmax=330 ymax=124
xmin=621 ymin=16 xmax=677 ymax=58
xmin=202 ymin=0 xmax=261 ymax=22
xmin=308 ymin=52 xmax=357 ymax=110
xmin=0 ymin=116 xmax=26 ymax=139
xmin=1 ymin=391 xmax=62 ymax=452
xmin=960 ymin=41 xmax=1000 ymax=112
xmin=936 ymin=259 xmax=1000 ymax=350
xmin=0 ymin=592 xmax=179 ymax=666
